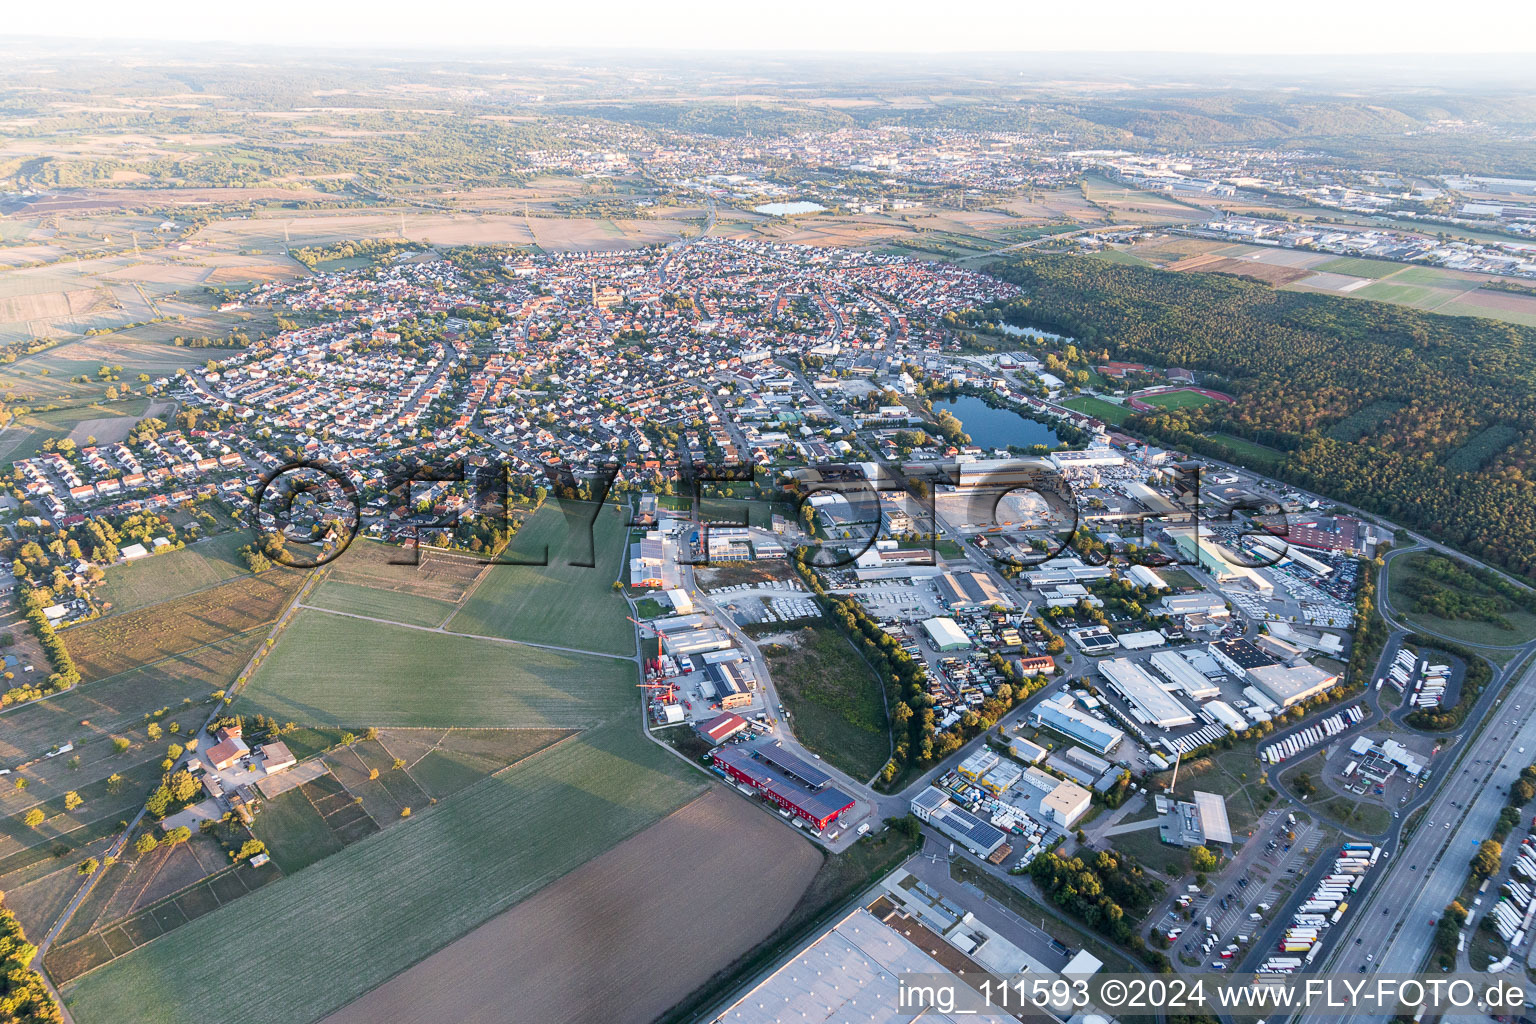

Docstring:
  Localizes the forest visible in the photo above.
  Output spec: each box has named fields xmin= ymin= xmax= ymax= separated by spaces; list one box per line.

xmin=983 ymin=254 xmax=1536 ymax=580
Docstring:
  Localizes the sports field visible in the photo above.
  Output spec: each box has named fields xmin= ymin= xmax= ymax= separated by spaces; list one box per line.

xmin=305 ymin=579 xmax=457 ymax=628
xmin=1060 ymin=394 xmax=1132 ymax=425
xmin=62 ymin=722 xmax=704 ymax=1024
xmin=94 ymin=532 xmax=251 ymax=615
xmin=447 ymin=503 xmax=635 ymax=656
xmin=1138 ymin=390 xmax=1215 ymax=411
xmin=1205 ymin=432 xmax=1285 ymax=470
xmin=237 ymin=610 xmax=636 ymax=729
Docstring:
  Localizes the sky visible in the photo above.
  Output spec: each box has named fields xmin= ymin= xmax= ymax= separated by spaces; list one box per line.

xmin=12 ymin=0 xmax=1536 ymax=55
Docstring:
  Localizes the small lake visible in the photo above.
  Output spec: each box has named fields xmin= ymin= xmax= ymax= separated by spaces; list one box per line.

xmin=753 ymin=201 xmax=826 ymax=216
xmin=933 ymin=394 xmax=1061 ymax=450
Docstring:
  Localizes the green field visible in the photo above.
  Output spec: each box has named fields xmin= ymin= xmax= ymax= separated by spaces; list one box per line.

xmin=237 ymin=610 xmax=636 ymax=728
xmin=447 ymin=503 xmax=635 ymax=656
xmin=1060 ymin=395 xmax=1132 ymax=425
xmin=1437 ymin=300 xmax=1536 ymax=328
xmin=1205 ymin=432 xmax=1285 ymax=470
xmin=62 ymin=722 xmax=704 ymax=1024
xmin=1386 ymin=552 xmax=1536 ymax=647
xmin=94 ymin=532 xmax=251 ymax=615
xmin=1354 ymin=281 xmax=1450 ymax=307
xmin=0 ymin=397 xmax=153 ymax=464
xmin=0 ymin=633 xmax=260 ymax=764
xmin=250 ymin=786 xmax=343 ymax=874
xmin=1089 ymin=248 xmax=1154 ymax=267
xmin=1138 ymin=390 xmax=1215 ymax=411
xmin=1315 ymin=256 xmax=1405 ymax=279
xmin=305 ymin=579 xmax=457 ymax=628
xmin=761 ymin=625 xmax=891 ymax=782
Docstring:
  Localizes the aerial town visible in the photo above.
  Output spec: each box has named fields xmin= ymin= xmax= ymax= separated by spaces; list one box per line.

xmin=0 ymin=27 xmax=1534 ymax=1024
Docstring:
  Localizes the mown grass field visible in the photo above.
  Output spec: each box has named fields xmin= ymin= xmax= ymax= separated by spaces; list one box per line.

xmin=62 ymin=722 xmax=704 ymax=1024
xmin=1060 ymin=394 xmax=1132 ymax=425
xmin=1204 ymin=432 xmax=1285 ymax=470
xmin=94 ymin=532 xmax=251 ymax=615
xmin=237 ymin=610 xmax=636 ymax=728
xmin=447 ymin=503 xmax=635 ymax=656
xmin=1386 ymin=552 xmax=1536 ymax=646
xmin=305 ymin=579 xmax=457 ymax=628
xmin=1139 ymin=390 xmax=1215 ymax=411
xmin=1315 ymin=256 xmax=1405 ymax=279
xmin=761 ymin=625 xmax=891 ymax=781
xmin=62 ymin=569 xmax=305 ymax=681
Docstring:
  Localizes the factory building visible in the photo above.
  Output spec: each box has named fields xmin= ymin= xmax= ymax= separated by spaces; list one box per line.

xmin=1149 ymin=650 xmax=1221 ymax=700
xmin=936 ymin=570 xmax=1007 ymax=611
xmin=1099 ymin=657 xmax=1197 ymax=728
xmin=1018 ymin=767 xmax=1092 ymax=830
xmin=1209 ymin=638 xmax=1338 ymax=708
xmin=713 ymin=744 xmax=855 ymax=830
xmin=1166 ymin=527 xmax=1274 ymax=593
xmin=1029 ymin=694 xmax=1125 ymax=755
xmin=909 ymin=786 xmax=1011 ymax=859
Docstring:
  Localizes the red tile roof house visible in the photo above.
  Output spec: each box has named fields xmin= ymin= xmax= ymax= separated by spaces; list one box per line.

xmin=207 ymin=726 xmax=250 ymax=771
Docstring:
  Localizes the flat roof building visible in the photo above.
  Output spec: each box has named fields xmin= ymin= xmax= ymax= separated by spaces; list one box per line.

xmin=1099 ymin=657 xmax=1197 ymax=728
xmin=713 ymin=744 xmax=855 ymax=830
xmin=1029 ymin=695 xmax=1125 ymax=755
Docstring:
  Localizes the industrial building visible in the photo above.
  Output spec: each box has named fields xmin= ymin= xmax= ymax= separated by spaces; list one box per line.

xmin=910 ymin=786 xmax=1012 ymax=859
xmin=923 ymin=616 xmax=971 ymax=651
xmin=1017 ymin=767 xmax=1092 ymax=829
xmin=936 ymin=570 xmax=1007 ymax=611
xmin=1099 ymin=657 xmax=1197 ymax=728
xmin=1159 ymin=592 xmax=1229 ymax=617
xmin=712 ymin=744 xmax=855 ymax=830
xmin=1209 ymin=638 xmax=1338 ymax=707
xmin=1029 ymin=694 xmax=1125 ymax=755
xmin=1149 ymin=650 xmax=1221 ymax=700
xmin=1125 ymin=564 xmax=1167 ymax=590
xmin=1167 ymin=527 xmax=1274 ymax=593
xmin=697 ymin=712 xmax=749 ymax=745
xmin=1116 ymin=629 xmax=1166 ymax=650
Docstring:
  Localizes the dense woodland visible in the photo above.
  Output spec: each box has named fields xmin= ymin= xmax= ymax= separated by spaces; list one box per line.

xmin=984 ymin=254 xmax=1536 ymax=579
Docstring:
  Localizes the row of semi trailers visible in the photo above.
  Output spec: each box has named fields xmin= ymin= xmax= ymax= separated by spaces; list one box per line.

xmin=1260 ymin=706 xmax=1365 ymax=765
xmin=1479 ymin=830 xmax=1536 ymax=953
xmin=1257 ymin=844 xmax=1382 ymax=974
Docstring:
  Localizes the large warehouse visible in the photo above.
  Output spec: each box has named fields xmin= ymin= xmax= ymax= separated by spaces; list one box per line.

xmin=712 ymin=744 xmax=855 ymax=830
xmin=1029 ymin=694 xmax=1125 ymax=755
xmin=923 ymin=616 xmax=971 ymax=651
xmin=1149 ymin=650 xmax=1221 ymax=700
xmin=1099 ymin=657 xmax=1197 ymax=729
xmin=1209 ymin=638 xmax=1337 ymax=708
xmin=936 ymin=570 xmax=1006 ymax=611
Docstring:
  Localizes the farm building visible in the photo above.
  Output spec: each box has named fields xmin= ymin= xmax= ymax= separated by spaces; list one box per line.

xmin=260 ymin=741 xmax=296 ymax=774
xmin=713 ymin=744 xmax=855 ymax=830
xmin=207 ymin=726 xmax=249 ymax=771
